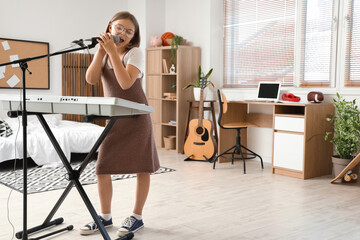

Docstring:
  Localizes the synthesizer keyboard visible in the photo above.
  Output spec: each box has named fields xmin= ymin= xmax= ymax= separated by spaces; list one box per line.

xmin=0 ymin=94 xmax=153 ymax=116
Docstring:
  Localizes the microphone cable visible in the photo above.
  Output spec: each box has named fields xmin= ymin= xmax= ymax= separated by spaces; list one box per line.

xmin=7 ymin=88 xmax=22 ymax=240
xmin=52 ymin=42 xmax=82 ymax=55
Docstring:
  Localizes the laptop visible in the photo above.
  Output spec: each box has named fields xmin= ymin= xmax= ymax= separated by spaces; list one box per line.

xmin=251 ymin=82 xmax=281 ymax=102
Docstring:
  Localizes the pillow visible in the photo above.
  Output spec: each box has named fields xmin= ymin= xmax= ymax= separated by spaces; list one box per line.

xmin=0 ymin=119 xmax=13 ymax=137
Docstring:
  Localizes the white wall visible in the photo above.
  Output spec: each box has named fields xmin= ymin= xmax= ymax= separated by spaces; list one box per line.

xmin=210 ymin=0 xmax=224 ymax=90
xmin=164 ymin=0 xmax=212 ymax=73
xmin=144 ymin=0 xmax=166 ymax=47
xmin=160 ymin=0 xmax=224 ymax=101
xmin=127 ymin=0 xmax=147 ymax=49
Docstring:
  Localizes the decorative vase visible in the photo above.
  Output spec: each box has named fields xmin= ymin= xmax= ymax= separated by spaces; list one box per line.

xmin=193 ymin=87 xmax=207 ymax=101
xmin=169 ymin=64 xmax=176 ymax=74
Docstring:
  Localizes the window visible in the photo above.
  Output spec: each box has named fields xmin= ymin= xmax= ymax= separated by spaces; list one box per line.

xmin=223 ymin=0 xmax=357 ymax=89
xmin=223 ymin=0 xmax=297 ymax=87
xmin=299 ymin=0 xmax=336 ymax=87
xmin=344 ymin=0 xmax=360 ymax=87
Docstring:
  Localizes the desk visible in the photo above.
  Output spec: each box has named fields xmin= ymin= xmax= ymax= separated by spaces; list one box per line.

xmin=219 ymin=101 xmax=334 ymax=179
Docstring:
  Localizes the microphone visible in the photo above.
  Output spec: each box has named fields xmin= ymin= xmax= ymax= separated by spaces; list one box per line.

xmin=85 ymin=35 xmax=120 ymax=44
xmin=72 ymin=35 xmax=120 ymax=47
xmin=115 ymin=232 xmax=134 ymax=240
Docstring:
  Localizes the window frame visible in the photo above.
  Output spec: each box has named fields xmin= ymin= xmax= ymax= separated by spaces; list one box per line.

xmin=297 ymin=0 xmax=339 ymax=88
xmin=222 ymin=0 xmax=360 ymax=94
xmin=222 ymin=0 xmax=298 ymax=88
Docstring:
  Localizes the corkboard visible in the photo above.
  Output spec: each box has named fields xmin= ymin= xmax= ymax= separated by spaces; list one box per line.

xmin=0 ymin=38 xmax=49 ymax=89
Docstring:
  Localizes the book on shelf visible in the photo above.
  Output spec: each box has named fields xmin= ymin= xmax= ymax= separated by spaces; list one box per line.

xmin=163 ymin=92 xmax=177 ymax=99
xmin=162 ymin=59 xmax=168 ymax=73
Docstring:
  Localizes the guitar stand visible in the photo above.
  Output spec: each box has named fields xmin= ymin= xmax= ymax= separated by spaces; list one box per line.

xmin=184 ymin=155 xmax=215 ymax=162
xmin=9 ymin=111 xmax=137 ymax=240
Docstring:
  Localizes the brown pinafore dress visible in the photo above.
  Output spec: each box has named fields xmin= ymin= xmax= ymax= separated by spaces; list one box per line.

xmin=96 ymin=52 xmax=160 ymax=175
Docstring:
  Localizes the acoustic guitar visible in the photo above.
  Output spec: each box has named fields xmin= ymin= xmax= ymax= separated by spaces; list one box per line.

xmin=184 ymin=78 xmax=216 ymax=161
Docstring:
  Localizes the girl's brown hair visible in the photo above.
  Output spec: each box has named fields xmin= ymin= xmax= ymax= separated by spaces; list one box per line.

xmin=106 ymin=11 xmax=140 ymax=50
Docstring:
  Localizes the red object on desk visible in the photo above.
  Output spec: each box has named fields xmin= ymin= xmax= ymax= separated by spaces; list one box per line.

xmin=282 ymin=93 xmax=301 ymax=102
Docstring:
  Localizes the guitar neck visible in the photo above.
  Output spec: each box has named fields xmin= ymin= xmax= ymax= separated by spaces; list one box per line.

xmin=197 ymin=89 xmax=204 ymax=127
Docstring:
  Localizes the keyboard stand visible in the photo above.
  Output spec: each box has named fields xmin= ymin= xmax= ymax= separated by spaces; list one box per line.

xmin=10 ymin=111 xmax=138 ymax=240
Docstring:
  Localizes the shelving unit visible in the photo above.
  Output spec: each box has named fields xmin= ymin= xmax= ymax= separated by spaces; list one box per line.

xmin=146 ymin=46 xmax=201 ymax=152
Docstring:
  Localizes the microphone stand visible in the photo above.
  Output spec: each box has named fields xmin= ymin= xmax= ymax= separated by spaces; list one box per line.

xmin=0 ymin=39 xmax=98 ymax=240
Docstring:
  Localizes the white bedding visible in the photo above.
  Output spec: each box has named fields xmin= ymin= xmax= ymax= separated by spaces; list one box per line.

xmin=0 ymin=115 xmax=104 ymax=168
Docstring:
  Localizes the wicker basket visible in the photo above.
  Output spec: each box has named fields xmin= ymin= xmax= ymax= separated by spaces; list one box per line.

xmin=164 ymin=135 xmax=176 ymax=150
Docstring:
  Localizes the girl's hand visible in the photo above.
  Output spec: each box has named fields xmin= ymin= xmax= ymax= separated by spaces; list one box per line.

xmin=96 ymin=42 xmax=106 ymax=55
xmin=97 ymin=32 xmax=116 ymax=56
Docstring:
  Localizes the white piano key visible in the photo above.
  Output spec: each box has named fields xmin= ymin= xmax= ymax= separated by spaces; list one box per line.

xmin=0 ymin=94 xmax=153 ymax=116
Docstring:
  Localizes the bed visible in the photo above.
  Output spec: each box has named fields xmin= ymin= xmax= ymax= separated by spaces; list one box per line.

xmin=0 ymin=114 xmax=104 ymax=168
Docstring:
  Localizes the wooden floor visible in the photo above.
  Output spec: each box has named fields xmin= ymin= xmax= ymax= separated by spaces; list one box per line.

xmin=1 ymin=150 xmax=360 ymax=240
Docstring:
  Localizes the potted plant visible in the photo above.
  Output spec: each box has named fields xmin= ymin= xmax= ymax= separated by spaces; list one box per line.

xmin=325 ymin=93 xmax=360 ymax=179
xmin=169 ymin=35 xmax=184 ymax=66
xmin=183 ymin=66 xmax=214 ymax=101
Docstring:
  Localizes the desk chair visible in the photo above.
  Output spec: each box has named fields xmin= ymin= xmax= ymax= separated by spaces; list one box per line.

xmin=213 ymin=90 xmax=264 ymax=173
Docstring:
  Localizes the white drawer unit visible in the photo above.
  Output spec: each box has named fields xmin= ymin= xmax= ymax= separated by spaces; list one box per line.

xmin=273 ymin=132 xmax=304 ymax=171
xmin=274 ymin=116 xmax=304 ymax=133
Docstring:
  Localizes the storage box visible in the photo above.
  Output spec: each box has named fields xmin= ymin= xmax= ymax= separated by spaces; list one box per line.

xmin=163 ymin=135 xmax=176 ymax=150
xmin=163 ymin=92 xmax=177 ymax=100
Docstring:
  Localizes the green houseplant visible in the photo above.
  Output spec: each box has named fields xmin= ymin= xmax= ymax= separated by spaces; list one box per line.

xmin=170 ymin=35 xmax=183 ymax=64
xmin=183 ymin=66 xmax=214 ymax=101
xmin=325 ymin=93 xmax=360 ymax=177
xmin=183 ymin=66 xmax=214 ymax=89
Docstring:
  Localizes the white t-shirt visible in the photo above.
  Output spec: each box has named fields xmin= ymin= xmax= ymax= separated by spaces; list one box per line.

xmin=106 ymin=47 xmax=144 ymax=78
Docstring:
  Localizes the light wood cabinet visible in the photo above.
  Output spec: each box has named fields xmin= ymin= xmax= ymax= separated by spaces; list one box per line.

xmin=146 ymin=46 xmax=201 ymax=152
xmin=271 ymin=104 xmax=334 ymax=179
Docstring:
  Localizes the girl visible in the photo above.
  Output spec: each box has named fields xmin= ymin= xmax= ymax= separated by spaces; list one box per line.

xmin=80 ymin=11 xmax=160 ymax=237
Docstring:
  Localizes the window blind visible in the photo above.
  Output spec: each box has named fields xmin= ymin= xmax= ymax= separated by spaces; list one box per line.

xmin=300 ymin=0 xmax=334 ymax=87
xmin=223 ymin=0 xmax=296 ymax=87
xmin=344 ymin=0 xmax=360 ymax=87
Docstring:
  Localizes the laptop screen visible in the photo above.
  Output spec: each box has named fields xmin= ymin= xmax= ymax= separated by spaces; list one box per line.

xmin=257 ymin=82 xmax=281 ymax=100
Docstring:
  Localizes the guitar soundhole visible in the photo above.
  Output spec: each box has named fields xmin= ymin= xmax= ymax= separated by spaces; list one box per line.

xmin=196 ymin=127 xmax=204 ymax=135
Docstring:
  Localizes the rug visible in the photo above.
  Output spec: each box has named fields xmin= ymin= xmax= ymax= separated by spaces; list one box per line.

xmin=0 ymin=161 xmax=175 ymax=194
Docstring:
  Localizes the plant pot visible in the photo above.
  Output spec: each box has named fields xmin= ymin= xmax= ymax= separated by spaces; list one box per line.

xmin=166 ymin=38 xmax=187 ymax=46
xmin=332 ymin=156 xmax=360 ymax=182
xmin=193 ymin=87 xmax=207 ymax=101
